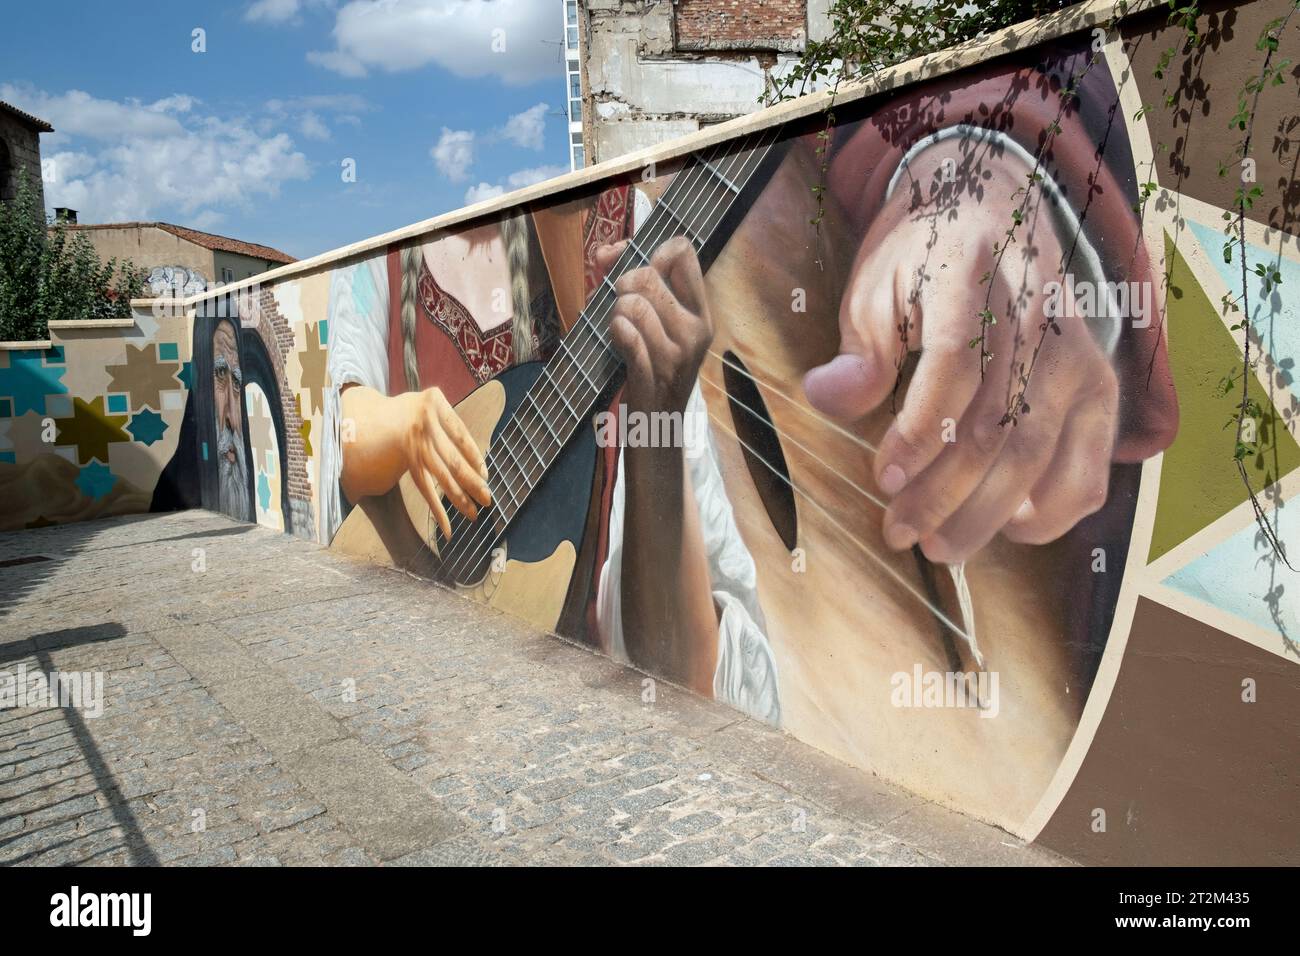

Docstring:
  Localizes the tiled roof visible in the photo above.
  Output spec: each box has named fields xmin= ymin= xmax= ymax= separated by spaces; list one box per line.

xmin=154 ymin=223 xmax=297 ymax=264
xmin=0 ymin=100 xmax=54 ymax=133
xmin=60 ymin=221 xmax=296 ymax=265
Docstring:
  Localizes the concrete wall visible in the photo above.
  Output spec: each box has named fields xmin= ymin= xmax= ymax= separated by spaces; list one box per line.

xmin=2 ymin=0 xmax=1297 ymax=865
xmin=69 ymin=225 xmax=216 ymax=284
xmin=581 ymin=0 xmax=826 ymax=163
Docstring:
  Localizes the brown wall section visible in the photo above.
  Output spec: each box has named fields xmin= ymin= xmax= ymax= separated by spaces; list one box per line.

xmin=1124 ymin=0 xmax=1300 ymax=234
xmin=1039 ymin=597 xmax=1300 ymax=865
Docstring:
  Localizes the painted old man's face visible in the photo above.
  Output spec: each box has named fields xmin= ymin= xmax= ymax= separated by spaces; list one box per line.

xmin=212 ymin=320 xmax=250 ymax=521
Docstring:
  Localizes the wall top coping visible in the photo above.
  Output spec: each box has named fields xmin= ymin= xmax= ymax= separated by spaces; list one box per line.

xmin=47 ymin=318 xmax=137 ymax=330
xmin=0 ymin=339 xmax=53 ymax=350
xmin=139 ymin=0 xmax=1150 ymax=311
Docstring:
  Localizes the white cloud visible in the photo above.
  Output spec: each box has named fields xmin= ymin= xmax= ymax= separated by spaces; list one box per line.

xmin=464 ymin=182 xmax=504 ymax=204
xmin=299 ymin=111 xmax=331 ymax=140
xmin=499 ymin=102 xmax=548 ymax=151
xmin=0 ymin=84 xmax=310 ymax=226
xmin=246 ymin=0 xmax=335 ymax=23
xmin=464 ymin=163 xmax=566 ymax=204
xmin=2 ymin=86 xmax=185 ymax=141
xmin=504 ymin=164 xmax=566 ymax=189
xmin=430 ymin=127 xmax=475 ymax=182
xmin=246 ymin=0 xmax=302 ymax=21
xmin=304 ymin=50 xmax=368 ymax=77
xmin=310 ymin=0 xmax=559 ymax=85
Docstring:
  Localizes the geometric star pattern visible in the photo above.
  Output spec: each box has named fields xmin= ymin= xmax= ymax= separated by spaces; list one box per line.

xmin=0 ymin=348 xmax=68 ymax=416
xmin=105 ymin=343 xmax=181 ymax=411
xmin=298 ymin=321 xmax=327 ymax=416
xmin=257 ymin=470 xmax=272 ymax=512
xmin=54 ymin=396 xmax=131 ymax=465
xmin=127 ymin=407 xmax=169 ymax=446
xmin=296 ymin=393 xmax=313 ymax=457
xmin=74 ymin=460 xmax=118 ymax=501
xmin=245 ymin=386 xmax=273 ymax=454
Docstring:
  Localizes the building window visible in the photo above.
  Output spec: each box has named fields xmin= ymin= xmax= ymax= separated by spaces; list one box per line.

xmin=221 ymin=267 xmax=234 ymax=284
xmin=572 ymin=145 xmax=584 ymax=168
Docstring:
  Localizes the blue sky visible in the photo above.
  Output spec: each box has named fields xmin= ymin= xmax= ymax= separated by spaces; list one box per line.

xmin=0 ymin=0 xmax=571 ymax=260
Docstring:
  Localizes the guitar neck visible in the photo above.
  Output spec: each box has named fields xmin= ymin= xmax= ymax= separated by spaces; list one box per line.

xmin=437 ymin=126 xmax=783 ymax=578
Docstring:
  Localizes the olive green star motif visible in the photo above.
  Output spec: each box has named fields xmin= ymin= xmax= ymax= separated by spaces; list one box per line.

xmin=105 ymin=344 xmax=182 ymax=411
xmin=54 ymin=396 xmax=131 ymax=465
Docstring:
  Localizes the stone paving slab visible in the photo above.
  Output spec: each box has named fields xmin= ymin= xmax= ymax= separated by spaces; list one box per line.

xmin=0 ymin=511 xmax=1070 ymax=867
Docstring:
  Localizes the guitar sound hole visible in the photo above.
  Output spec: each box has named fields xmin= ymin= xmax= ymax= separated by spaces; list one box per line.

xmin=722 ymin=351 xmax=798 ymax=552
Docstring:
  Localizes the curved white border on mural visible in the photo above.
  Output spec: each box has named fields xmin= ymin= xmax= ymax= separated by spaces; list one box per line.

xmin=1019 ymin=35 xmax=1169 ymax=841
xmin=1021 ymin=33 xmax=1300 ymax=840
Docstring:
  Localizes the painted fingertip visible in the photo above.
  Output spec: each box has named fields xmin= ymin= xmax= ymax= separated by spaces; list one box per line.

xmin=920 ymin=534 xmax=956 ymax=564
xmin=802 ymin=353 xmax=878 ymax=419
xmin=884 ymin=521 xmax=918 ymax=551
xmin=879 ymin=463 xmax=907 ymax=497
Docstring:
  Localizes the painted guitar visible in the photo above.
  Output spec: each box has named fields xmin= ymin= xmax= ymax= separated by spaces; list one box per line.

xmin=332 ymin=127 xmax=787 ymax=631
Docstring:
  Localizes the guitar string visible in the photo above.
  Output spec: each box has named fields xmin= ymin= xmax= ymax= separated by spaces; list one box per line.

xmin=702 ymin=408 xmax=975 ymax=646
xmin=434 ymin=133 xmax=748 ymax=567
xmin=705 ymin=348 xmax=882 ymax=457
xmin=696 ymin=371 xmax=889 ymax=511
xmin=436 ymin=130 xmax=771 ymax=581
xmin=438 ymin=132 xmax=765 ymax=581
xmin=436 ymin=131 xmax=761 ymax=578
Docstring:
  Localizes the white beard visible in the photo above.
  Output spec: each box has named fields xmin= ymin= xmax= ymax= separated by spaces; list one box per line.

xmin=217 ymin=425 xmax=251 ymax=522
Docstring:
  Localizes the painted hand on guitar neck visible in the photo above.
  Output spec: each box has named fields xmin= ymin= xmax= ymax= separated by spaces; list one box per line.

xmin=599 ymin=236 xmax=714 ymax=416
xmin=337 ymin=383 xmax=491 ymax=542
xmin=595 ymin=236 xmax=722 ymax=695
xmin=803 ymin=144 xmax=1120 ymax=565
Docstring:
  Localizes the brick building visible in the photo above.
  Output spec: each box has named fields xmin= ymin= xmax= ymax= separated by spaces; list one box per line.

xmin=0 ymin=99 xmax=53 ymax=213
xmin=575 ymin=0 xmax=833 ymax=164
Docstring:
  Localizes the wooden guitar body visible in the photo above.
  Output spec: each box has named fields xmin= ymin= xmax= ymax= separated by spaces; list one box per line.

xmin=697 ymin=147 xmax=1084 ymax=829
xmin=331 ymin=361 xmax=593 ymax=632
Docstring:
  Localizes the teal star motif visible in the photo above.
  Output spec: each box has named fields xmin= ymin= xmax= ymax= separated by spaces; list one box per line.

xmin=75 ymin=461 xmax=117 ymax=501
xmin=127 ymin=408 xmax=168 ymax=446
xmin=0 ymin=349 xmax=68 ymax=416
xmin=257 ymin=471 xmax=272 ymax=512
xmin=177 ymin=361 xmax=193 ymax=390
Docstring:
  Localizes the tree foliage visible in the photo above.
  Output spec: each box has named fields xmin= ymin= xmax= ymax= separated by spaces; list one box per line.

xmin=0 ymin=171 xmax=145 ymax=341
xmin=768 ymin=0 xmax=1075 ymax=102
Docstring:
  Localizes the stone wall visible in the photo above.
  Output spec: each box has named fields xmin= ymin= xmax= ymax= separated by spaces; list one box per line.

xmin=0 ymin=112 xmax=46 ymax=211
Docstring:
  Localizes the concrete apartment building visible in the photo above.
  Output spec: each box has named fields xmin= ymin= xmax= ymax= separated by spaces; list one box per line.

xmin=573 ymin=0 xmax=833 ymax=164
xmin=56 ymin=220 xmax=297 ymax=297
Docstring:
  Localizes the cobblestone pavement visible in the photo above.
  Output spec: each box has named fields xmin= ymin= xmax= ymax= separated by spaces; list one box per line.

xmin=0 ymin=511 xmax=1068 ymax=866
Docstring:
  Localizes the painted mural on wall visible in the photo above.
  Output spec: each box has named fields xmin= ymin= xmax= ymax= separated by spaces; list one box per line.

xmin=2 ymin=0 xmax=1296 ymax=861
xmin=151 ymin=287 xmax=318 ymax=540
xmin=305 ymin=37 xmax=1175 ymax=828
xmin=0 ymin=309 xmax=192 ymax=531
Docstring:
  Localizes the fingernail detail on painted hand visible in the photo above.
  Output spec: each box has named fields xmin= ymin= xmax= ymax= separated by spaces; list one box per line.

xmin=880 ymin=463 xmax=906 ymax=496
xmin=802 ymin=353 xmax=875 ymax=419
xmin=884 ymin=522 xmax=918 ymax=551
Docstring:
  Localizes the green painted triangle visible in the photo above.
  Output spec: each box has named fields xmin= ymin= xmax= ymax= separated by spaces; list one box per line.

xmin=1147 ymin=232 xmax=1300 ymax=562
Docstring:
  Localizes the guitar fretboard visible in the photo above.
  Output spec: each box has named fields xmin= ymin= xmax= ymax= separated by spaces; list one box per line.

xmin=437 ymin=126 xmax=782 ymax=582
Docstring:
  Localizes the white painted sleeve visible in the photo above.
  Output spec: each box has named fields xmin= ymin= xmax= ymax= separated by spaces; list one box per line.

xmin=595 ymin=385 xmax=781 ymax=725
xmin=319 ymin=255 xmax=390 ymax=543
